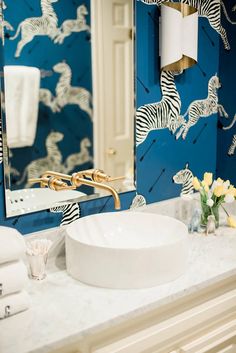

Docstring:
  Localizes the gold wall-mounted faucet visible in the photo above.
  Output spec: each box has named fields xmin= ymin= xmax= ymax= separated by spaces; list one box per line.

xmin=29 ymin=169 xmax=123 ymax=210
xmin=29 ymin=176 xmax=76 ymax=191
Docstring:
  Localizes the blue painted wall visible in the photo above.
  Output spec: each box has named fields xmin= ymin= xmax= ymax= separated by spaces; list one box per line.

xmin=217 ymin=0 xmax=236 ymax=183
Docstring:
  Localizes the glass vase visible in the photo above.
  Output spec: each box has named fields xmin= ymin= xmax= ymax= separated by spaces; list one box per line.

xmin=200 ymin=196 xmax=220 ymax=228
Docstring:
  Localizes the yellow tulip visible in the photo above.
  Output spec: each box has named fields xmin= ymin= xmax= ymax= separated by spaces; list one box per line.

xmin=213 ymin=185 xmax=224 ymax=197
xmin=227 ymin=216 xmax=236 ymax=228
xmin=216 ymin=177 xmax=224 ymax=185
xmin=201 ymin=180 xmax=209 ymax=192
xmin=226 ymin=185 xmax=236 ymax=196
xmin=192 ymin=177 xmax=201 ymax=191
xmin=203 ymin=172 xmax=213 ymax=186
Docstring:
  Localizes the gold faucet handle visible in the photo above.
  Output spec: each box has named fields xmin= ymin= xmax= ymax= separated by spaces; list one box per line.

xmin=48 ymin=177 xmax=76 ymax=191
xmin=106 ymin=175 xmax=125 ymax=182
xmin=28 ymin=177 xmax=49 ymax=188
xmin=91 ymin=170 xmax=125 ymax=183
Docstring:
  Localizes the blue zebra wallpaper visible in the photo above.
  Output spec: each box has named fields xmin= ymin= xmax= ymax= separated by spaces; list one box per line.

xmin=3 ymin=0 xmax=93 ymax=194
xmin=0 ymin=0 xmax=235 ymax=234
xmin=217 ymin=0 xmax=236 ymax=184
xmin=136 ymin=0 xmax=221 ymax=202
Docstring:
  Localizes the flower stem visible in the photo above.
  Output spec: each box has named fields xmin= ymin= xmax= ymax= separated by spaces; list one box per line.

xmin=221 ymin=204 xmax=229 ymax=217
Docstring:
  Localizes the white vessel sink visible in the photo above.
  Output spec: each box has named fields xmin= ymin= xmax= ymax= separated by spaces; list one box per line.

xmin=66 ymin=212 xmax=189 ymax=289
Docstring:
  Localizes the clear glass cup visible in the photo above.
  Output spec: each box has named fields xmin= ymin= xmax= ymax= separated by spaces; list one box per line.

xmin=27 ymin=254 xmax=48 ymax=280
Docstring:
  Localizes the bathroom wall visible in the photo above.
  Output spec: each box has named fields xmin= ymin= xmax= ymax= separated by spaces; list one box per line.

xmin=217 ymin=0 xmax=236 ymax=185
xmin=0 ymin=0 xmax=232 ymax=234
xmin=136 ymin=0 xmax=221 ymax=203
xmin=4 ymin=0 xmax=93 ymax=193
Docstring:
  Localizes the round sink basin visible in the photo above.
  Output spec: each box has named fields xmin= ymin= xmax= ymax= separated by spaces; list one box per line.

xmin=66 ymin=212 xmax=189 ymax=289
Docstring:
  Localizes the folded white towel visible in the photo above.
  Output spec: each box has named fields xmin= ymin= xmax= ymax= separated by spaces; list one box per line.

xmin=0 ymin=227 xmax=26 ymax=265
xmin=4 ymin=65 xmax=40 ymax=148
xmin=0 ymin=291 xmax=30 ymax=319
xmin=0 ymin=261 xmax=28 ymax=297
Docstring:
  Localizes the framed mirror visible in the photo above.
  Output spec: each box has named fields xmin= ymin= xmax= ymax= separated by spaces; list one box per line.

xmin=1 ymin=0 xmax=135 ymax=217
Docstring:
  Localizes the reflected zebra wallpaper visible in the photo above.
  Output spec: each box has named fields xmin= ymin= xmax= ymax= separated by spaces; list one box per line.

xmin=3 ymin=0 xmax=93 ymax=192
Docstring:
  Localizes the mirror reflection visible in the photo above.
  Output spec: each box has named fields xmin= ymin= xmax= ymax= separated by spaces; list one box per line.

xmin=1 ymin=0 xmax=135 ymax=217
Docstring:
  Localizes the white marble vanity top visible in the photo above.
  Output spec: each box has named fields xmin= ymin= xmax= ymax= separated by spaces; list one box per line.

xmin=0 ymin=208 xmax=236 ymax=353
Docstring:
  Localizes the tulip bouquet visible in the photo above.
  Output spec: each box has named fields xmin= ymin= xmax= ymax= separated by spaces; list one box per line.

xmin=192 ymin=173 xmax=236 ymax=228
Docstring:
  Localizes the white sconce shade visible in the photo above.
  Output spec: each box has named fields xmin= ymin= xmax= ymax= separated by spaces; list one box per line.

xmin=160 ymin=3 xmax=198 ymax=71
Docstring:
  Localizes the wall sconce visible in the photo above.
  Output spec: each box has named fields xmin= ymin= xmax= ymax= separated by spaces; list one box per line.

xmin=160 ymin=2 xmax=198 ymax=71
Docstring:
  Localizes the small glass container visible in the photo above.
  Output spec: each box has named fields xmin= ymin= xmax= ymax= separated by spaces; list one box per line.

xmin=27 ymin=254 xmax=48 ymax=280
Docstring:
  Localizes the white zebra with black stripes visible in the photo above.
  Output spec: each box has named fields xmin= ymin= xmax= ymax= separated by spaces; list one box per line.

xmin=53 ymin=61 xmax=93 ymax=119
xmin=139 ymin=0 xmax=236 ymax=50
xmin=10 ymin=0 xmax=59 ymax=57
xmin=136 ymin=70 xmax=183 ymax=146
xmin=176 ymin=75 xmax=228 ymax=140
xmin=228 ymin=135 xmax=236 ymax=156
xmin=173 ymin=163 xmax=194 ymax=196
xmin=50 ymin=203 xmax=81 ymax=226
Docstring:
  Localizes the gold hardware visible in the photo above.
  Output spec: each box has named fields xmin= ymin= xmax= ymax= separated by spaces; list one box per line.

xmin=38 ymin=169 xmax=122 ymax=210
xmin=28 ymin=177 xmax=49 ymax=188
xmin=71 ymin=173 xmax=121 ymax=210
xmin=107 ymin=148 xmax=117 ymax=156
xmin=129 ymin=28 xmax=132 ymax=40
xmin=28 ymin=176 xmax=76 ymax=191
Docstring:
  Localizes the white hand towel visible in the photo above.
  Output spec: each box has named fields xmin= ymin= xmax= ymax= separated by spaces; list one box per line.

xmin=0 ymin=261 xmax=28 ymax=297
xmin=4 ymin=65 xmax=40 ymax=148
xmin=0 ymin=291 xmax=30 ymax=319
xmin=0 ymin=226 xmax=26 ymax=265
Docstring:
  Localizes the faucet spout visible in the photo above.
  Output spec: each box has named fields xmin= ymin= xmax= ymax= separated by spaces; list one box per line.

xmin=37 ymin=170 xmax=121 ymax=210
xmin=72 ymin=174 xmax=121 ymax=210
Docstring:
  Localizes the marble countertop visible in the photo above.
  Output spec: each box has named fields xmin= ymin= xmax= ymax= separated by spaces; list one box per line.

xmin=1 ymin=223 xmax=236 ymax=353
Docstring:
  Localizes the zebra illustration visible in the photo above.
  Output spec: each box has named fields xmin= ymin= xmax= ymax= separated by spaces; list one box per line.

xmin=39 ymin=88 xmax=58 ymax=112
xmin=173 ymin=163 xmax=194 ymax=196
xmin=39 ymin=61 xmax=92 ymax=118
xmin=0 ymin=1 xmax=14 ymax=44
xmin=54 ymin=4 xmax=90 ymax=44
xmin=50 ymin=203 xmax=81 ymax=226
xmin=222 ymin=114 xmax=236 ymax=130
xmin=130 ymin=194 xmax=147 ymax=210
xmin=10 ymin=0 xmax=59 ymax=58
xmin=136 ymin=70 xmax=184 ymax=146
xmin=16 ymin=131 xmax=64 ymax=188
xmin=139 ymin=0 xmax=236 ymax=50
xmin=176 ymin=75 xmax=228 ymax=140
xmin=228 ymin=135 xmax=236 ymax=156
xmin=53 ymin=61 xmax=92 ymax=118
xmin=64 ymin=137 xmax=92 ymax=174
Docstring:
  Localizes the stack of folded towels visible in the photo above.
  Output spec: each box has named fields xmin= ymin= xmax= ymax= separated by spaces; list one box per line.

xmin=0 ymin=226 xmax=30 ymax=320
